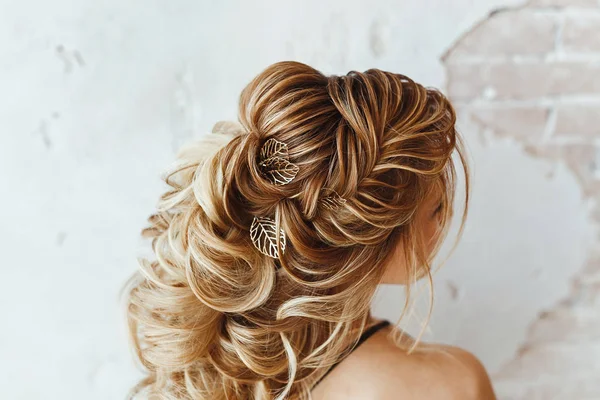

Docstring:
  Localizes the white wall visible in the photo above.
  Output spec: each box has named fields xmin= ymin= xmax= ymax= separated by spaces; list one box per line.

xmin=1 ymin=1 xmax=594 ymax=399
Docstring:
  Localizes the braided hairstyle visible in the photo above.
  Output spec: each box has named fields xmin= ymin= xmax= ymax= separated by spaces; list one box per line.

xmin=124 ymin=61 xmax=469 ymax=399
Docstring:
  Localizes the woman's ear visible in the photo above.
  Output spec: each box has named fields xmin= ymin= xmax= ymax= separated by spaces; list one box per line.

xmin=380 ymin=235 xmax=410 ymax=285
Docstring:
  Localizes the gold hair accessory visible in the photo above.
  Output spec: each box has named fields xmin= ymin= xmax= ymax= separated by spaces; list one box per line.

xmin=320 ymin=189 xmax=346 ymax=211
xmin=258 ymin=138 xmax=299 ymax=186
xmin=250 ymin=217 xmax=286 ymax=258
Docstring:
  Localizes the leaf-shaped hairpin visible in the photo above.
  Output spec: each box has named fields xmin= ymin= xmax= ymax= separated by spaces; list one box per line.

xmin=250 ymin=217 xmax=286 ymax=258
xmin=320 ymin=190 xmax=347 ymax=211
xmin=258 ymin=138 xmax=299 ymax=186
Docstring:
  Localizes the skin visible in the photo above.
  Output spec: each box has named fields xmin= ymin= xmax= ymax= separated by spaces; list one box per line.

xmin=311 ymin=192 xmax=497 ymax=399
xmin=380 ymin=188 xmax=444 ymax=284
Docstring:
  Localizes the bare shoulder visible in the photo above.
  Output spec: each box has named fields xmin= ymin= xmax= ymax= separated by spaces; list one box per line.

xmin=313 ymin=324 xmax=497 ymax=400
xmin=364 ymin=333 xmax=497 ymax=400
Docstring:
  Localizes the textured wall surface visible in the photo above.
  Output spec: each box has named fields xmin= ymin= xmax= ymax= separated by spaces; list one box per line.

xmin=441 ymin=0 xmax=600 ymax=398
xmin=1 ymin=0 xmax=598 ymax=399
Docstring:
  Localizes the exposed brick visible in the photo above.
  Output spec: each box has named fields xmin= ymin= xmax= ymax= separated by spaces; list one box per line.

xmin=528 ymin=0 xmax=599 ymax=7
xmin=445 ymin=10 xmax=556 ymax=60
xmin=447 ymin=62 xmax=600 ymax=100
xmin=495 ymin=344 xmax=600 ymax=380
xmin=528 ymin=307 xmax=600 ymax=344
xmin=563 ymin=16 xmax=600 ymax=53
xmin=445 ymin=6 xmax=600 ymax=398
xmin=468 ymin=107 xmax=549 ymax=140
xmin=579 ymin=252 xmax=600 ymax=284
xmin=563 ymin=146 xmax=600 ymax=196
xmin=497 ymin=380 xmax=600 ymax=400
xmin=554 ymin=104 xmax=600 ymax=138
xmin=525 ymin=144 xmax=600 ymax=196
xmin=590 ymin=203 xmax=600 ymax=223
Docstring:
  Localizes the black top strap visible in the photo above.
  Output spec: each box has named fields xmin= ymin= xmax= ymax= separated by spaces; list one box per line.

xmin=310 ymin=320 xmax=391 ymax=390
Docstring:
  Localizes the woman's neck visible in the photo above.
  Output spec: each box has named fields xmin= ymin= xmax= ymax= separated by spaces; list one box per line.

xmin=345 ymin=311 xmax=383 ymax=346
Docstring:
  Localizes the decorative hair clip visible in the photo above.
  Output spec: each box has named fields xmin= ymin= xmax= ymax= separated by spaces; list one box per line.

xmin=258 ymin=138 xmax=299 ymax=186
xmin=250 ymin=216 xmax=286 ymax=259
xmin=249 ymin=139 xmax=297 ymax=258
xmin=320 ymin=189 xmax=346 ymax=211
xmin=249 ymin=139 xmax=347 ymax=257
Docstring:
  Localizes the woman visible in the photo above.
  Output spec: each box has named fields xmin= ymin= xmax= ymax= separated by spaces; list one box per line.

xmin=124 ymin=61 xmax=496 ymax=399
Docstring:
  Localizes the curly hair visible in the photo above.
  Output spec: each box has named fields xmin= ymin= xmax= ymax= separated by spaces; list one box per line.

xmin=123 ymin=61 xmax=469 ymax=399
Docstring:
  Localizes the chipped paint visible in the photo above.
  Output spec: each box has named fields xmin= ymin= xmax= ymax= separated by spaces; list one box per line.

xmin=439 ymin=0 xmax=600 ymax=397
xmin=11 ymin=0 xmax=593 ymax=399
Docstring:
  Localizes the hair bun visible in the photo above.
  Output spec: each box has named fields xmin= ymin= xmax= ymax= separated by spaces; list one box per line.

xmin=125 ymin=61 xmax=468 ymax=400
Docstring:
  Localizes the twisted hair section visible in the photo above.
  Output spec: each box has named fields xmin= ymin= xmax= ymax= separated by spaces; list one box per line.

xmin=123 ymin=61 xmax=469 ymax=399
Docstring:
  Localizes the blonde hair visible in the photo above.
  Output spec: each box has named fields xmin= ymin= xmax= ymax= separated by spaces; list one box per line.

xmin=123 ymin=61 xmax=469 ymax=399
